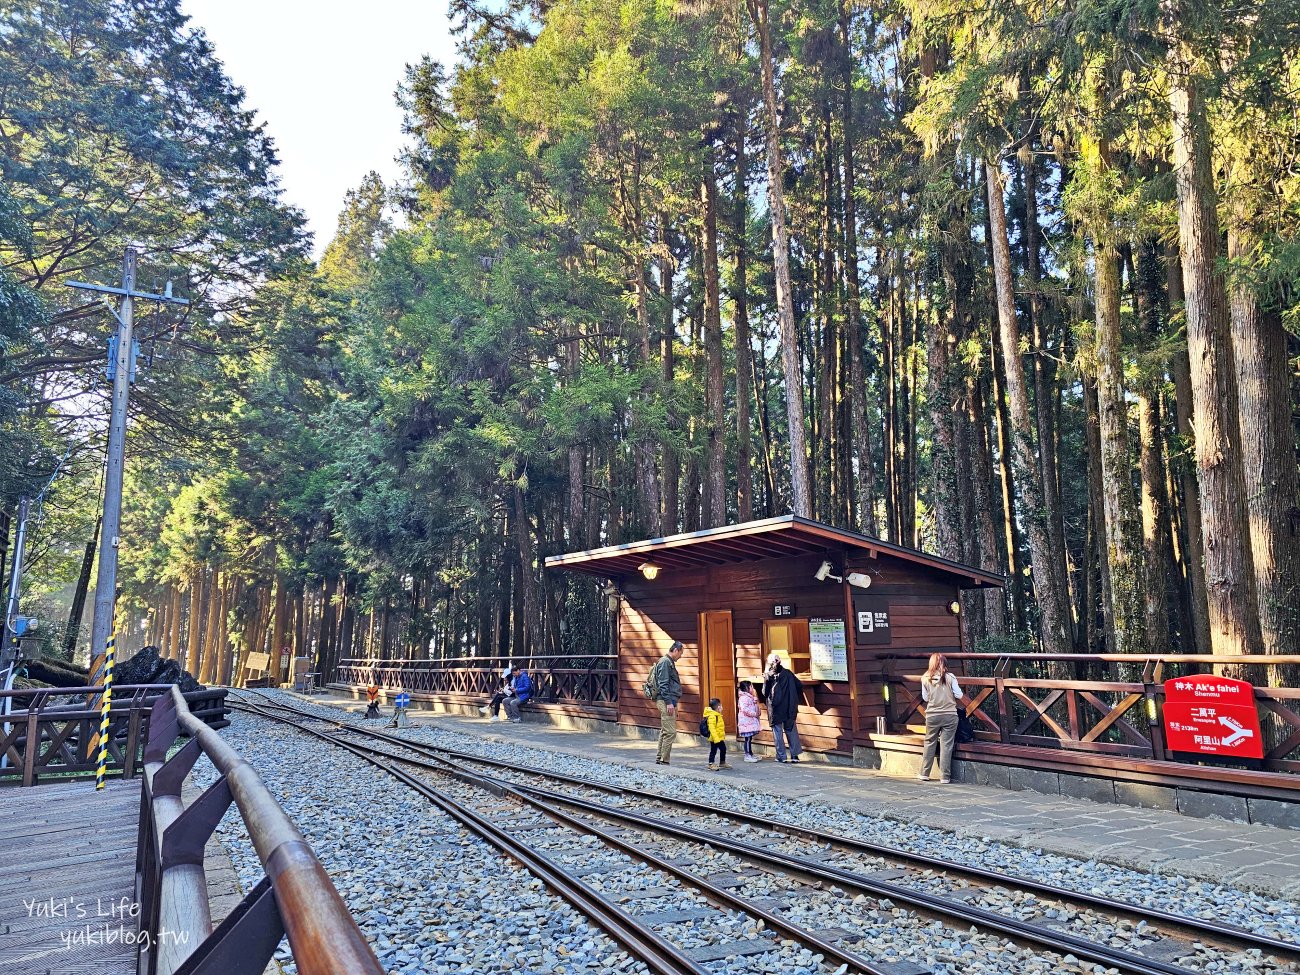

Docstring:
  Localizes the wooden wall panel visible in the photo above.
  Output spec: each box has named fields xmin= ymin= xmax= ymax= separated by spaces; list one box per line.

xmin=611 ymin=544 xmax=989 ymax=754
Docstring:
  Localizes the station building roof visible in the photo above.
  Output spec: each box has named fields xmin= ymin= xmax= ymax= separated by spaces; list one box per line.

xmin=544 ymin=514 xmax=1005 ymax=589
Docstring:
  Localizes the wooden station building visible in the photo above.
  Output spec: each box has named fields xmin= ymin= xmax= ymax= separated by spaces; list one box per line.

xmin=546 ymin=515 xmax=1004 ymax=758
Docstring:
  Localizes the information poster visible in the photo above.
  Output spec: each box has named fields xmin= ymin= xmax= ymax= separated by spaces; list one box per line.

xmin=808 ymin=618 xmax=849 ymax=682
xmin=1163 ymin=675 xmax=1263 ymax=760
xmin=852 ymin=594 xmax=892 ymax=646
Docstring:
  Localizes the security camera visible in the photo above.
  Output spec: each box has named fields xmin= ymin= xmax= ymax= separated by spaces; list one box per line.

xmin=847 ymin=572 xmax=872 ymax=589
xmin=814 ymin=560 xmax=843 ymax=584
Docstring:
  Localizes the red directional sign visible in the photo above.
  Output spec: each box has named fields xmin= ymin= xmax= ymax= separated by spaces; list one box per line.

xmin=1163 ymin=675 xmax=1263 ymax=759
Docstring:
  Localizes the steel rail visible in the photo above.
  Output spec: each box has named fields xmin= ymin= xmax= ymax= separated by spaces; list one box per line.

xmin=228 ymin=696 xmax=709 ymax=975
xmin=233 ymin=695 xmax=1228 ymax=975
xmin=243 ymin=691 xmax=1300 ymax=963
xmin=232 ymin=696 xmax=910 ymax=975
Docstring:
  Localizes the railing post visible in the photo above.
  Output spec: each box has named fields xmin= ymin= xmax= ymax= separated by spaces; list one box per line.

xmin=993 ymin=665 xmax=1013 ymax=748
xmin=21 ymin=709 xmax=38 ymax=786
xmin=1145 ymin=682 xmax=1167 ymax=761
xmin=172 ymin=876 xmax=284 ymax=975
xmin=123 ymin=707 xmax=143 ymax=780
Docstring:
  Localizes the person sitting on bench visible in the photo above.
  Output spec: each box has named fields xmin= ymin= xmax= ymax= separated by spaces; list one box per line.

xmin=502 ymin=668 xmax=534 ymax=723
xmin=480 ymin=667 xmax=517 ymax=718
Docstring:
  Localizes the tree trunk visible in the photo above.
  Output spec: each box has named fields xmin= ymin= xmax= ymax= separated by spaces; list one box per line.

xmin=1228 ymin=221 xmax=1300 ymax=681
xmin=701 ymin=146 xmax=727 ymax=528
xmin=748 ymin=0 xmax=811 ymax=516
xmin=969 ymin=373 xmax=1008 ymax=636
xmin=1021 ymin=146 xmax=1072 ymax=639
xmin=1164 ymin=32 xmax=1262 ymax=660
xmin=63 ymin=524 xmax=98 ymax=661
xmin=989 ymin=333 xmax=1027 ymax=633
xmin=199 ymin=573 xmax=225 ymax=685
xmin=1093 ymin=235 xmax=1148 ymax=653
xmin=167 ymin=585 xmax=183 ymax=661
xmin=1084 ymin=375 xmax=1115 ymax=652
xmin=840 ymin=2 xmax=876 ymax=535
xmin=1167 ymin=252 xmax=1212 ymax=651
xmin=184 ymin=567 xmax=204 ymax=674
xmin=513 ymin=483 xmax=541 ymax=662
xmin=1132 ymin=240 xmax=1174 ymax=655
xmin=985 ymin=160 xmax=1072 ymax=655
xmin=659 ymin=217 xmax=679 ymax=533
xmin=930 ymin=217 xmax=965 ymax=561
xmin=732 ymin=113 xmax=755 ymax=523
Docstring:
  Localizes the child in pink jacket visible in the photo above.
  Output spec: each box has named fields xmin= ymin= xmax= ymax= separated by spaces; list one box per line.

xmin=738 ymin=680 xmax=762 ymax=762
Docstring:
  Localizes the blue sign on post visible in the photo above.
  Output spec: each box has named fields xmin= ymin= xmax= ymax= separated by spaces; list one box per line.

xmin=395 ymin=692 xmax=410 ymax=710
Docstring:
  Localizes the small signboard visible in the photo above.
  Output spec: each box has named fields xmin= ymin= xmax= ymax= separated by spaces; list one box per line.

xmin=808 ymin=618 xmax=848 ymax=682
xmin=851 ymin=594 xmax=892 ymax=646
xmin=1163 ymin=675 xmax=1263 ymax=760
xmin=395 ymin=692 xmax=410 ymax=710
xmin=773 ymin=603 xmax=796 ymax=618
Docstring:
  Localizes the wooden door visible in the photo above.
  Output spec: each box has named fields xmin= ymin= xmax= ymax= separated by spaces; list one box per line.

xmin=701 ymin=610 xmax=736 ymax=731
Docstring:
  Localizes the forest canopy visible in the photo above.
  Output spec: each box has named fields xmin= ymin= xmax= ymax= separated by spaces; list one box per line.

xmin=1 ymin=0 xmax=1296 ymax=686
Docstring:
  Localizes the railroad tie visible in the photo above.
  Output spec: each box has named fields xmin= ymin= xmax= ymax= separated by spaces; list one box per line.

xmin=1133 ymin=937 xmax=1192 ymax=965
xmin=635 ymin=907 xmax=715 ymax=925
xmin=682 ymin=938 xmax=776 ymax=963
xmin=871 ymin=962 xmax=932 ymax=975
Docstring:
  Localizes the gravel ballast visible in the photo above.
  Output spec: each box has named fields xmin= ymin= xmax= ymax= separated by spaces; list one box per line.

xmin=194 ymin=692 xmax=1300 ymax=974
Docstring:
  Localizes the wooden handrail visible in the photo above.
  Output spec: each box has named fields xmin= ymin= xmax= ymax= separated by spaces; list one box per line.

xmin=879 ymin=651 xmax=1300 ymax=665
xmin=136 ymin=686 xmax=383 ymax=975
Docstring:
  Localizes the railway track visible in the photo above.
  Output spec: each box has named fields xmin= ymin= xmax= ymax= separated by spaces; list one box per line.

xmin=228 ymin=691 xmax=1300 ymax=975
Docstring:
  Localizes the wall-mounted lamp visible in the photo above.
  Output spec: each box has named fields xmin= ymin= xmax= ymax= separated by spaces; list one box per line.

xmin=814 ymin=560 xmax=842 ymax=583
xmin=947 ymin=599 xmax=961 ymax=615
xmin=847 ymin=572 xmax=872 ymax=589
xmin=639 ymin=562 xmax=661 ymax=580
xmin=882 ymin=683 xmax=892 ymax=704
xmin=1145 ymin=696 xmax=1158 ymax=723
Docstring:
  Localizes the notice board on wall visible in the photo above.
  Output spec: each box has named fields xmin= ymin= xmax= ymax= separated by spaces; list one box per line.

xmin=852 ymin=594 xmax=892 ymax=646
xmin=808 ymin=618 xmax=849 ymax=682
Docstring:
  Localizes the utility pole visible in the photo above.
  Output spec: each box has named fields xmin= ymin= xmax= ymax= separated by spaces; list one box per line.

xmin=1 ymin=498 xmax=30 ymax=669
xmin=66 ymin=247 xmax=188 ymax=663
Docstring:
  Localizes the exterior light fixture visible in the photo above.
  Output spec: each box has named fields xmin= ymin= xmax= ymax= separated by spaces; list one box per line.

xmin=814 ymin=560 xmax=843 ymax=583
xmin=882 ymin=683 xmax=892 ymax=704
xmin=847 ymin=572 xmax=872 ymax=589
xmin=947 ymin=600 xmax=961 ymax=615
xmin=639 ymin=562 xmax=661 ymax=580
xmin=1145 ymin=696 xmax=1158 ymax=723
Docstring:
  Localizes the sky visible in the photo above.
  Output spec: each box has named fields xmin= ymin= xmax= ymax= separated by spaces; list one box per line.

xmin=181 ymin=1 xmax=458 ymax=256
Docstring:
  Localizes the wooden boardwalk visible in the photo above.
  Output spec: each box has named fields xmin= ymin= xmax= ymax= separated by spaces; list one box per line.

xmin=0 ymin=779 xmax=140 ymax=975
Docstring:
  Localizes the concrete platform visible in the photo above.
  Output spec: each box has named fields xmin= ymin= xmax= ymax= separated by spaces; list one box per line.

xmin=290 ymin=689 xmax=1300 ymax=901
xmin=0 ymin=779 xmax=140 ymax=975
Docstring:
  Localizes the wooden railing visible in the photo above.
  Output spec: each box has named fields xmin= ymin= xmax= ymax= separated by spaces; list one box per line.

xmin=136 ymin=686 xmax=384 ymax=975
xmin=0 ymin=684 xmax=227 ymax=786
xmin=334 ymin=655 xmax=619 ymax=709
xmin=882 ymin=652 xmax=1300 ymax=773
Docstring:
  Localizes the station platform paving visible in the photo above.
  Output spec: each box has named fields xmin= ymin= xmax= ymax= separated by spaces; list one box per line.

xmin=292 ymin=690 xmax=1300 ymax=902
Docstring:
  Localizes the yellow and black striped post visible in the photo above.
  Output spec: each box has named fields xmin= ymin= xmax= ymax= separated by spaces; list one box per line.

xmin=94 ymin=614 xmax=117 ymax=791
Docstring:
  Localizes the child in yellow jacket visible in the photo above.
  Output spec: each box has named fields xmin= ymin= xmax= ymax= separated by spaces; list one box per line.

xmin=704 ymin=698 xmax=730 ymax=770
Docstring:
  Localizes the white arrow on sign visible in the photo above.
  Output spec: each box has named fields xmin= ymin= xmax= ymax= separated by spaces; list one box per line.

xmin=1218 ymin=715 xmax=1254 ymax=747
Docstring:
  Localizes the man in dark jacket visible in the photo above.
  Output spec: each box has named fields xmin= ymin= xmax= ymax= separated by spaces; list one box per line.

xmin=648 ymin=640 xmax=685 ymax=764
xmin=765 ymin=656 xmax=803 ymax=763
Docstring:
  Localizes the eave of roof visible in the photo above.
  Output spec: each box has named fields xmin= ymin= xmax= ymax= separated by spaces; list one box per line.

xmin=543 ymin=514 xmax=1005 ymax=588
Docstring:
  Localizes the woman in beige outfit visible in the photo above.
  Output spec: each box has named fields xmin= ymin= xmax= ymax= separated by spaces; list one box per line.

xmin=917 ymin=653 xmax=967 ymax=783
